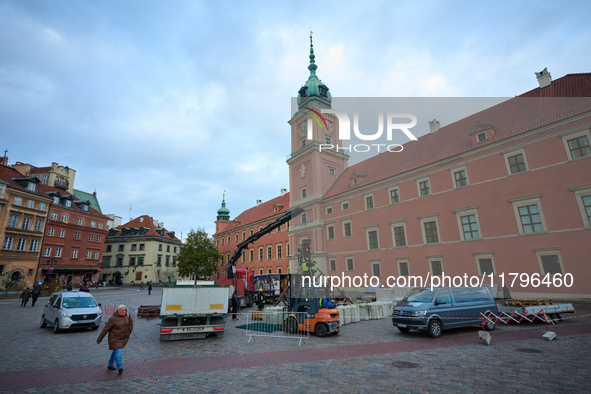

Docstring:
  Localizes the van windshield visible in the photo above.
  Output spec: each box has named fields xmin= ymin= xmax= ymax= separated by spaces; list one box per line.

xmin=62 ymin=297 xmax=97 ymax=308
xmin=403 ymin=288 xmax=436 ymax=302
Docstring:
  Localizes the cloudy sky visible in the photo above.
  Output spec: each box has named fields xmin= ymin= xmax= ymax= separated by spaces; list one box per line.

xmin=1 ymin=0 xmax=590 ymax=240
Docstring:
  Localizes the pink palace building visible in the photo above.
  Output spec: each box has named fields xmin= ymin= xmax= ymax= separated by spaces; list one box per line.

xmin=287 ymin=36 xmax=591 ymax=299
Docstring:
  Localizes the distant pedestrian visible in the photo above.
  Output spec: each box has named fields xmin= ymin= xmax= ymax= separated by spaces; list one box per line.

xmin=119 ymin=277 xmax=123 ymax=286
xmin=20 ymin=287 xmax=32 ymax=307
xmin=31 ymin=285 xmax=41 ymax=306
xmin=67 ymin=282 xmax=73 ymax=292
xmin=97 ymin=304 xmax=133 ymax=375
xmin=83 ymin=278 xmax=88 ymax=287
xmin=231 ymin=290 xmax=240 ymax=320
xmin=139 ymin=281 xmax=144 ymax=290
xmin=148 ymin=282 xmax=152 ymax=295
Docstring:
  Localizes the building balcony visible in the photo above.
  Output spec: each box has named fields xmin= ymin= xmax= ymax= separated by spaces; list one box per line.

xmin=54 ymin=179 xmax=69 ymax=190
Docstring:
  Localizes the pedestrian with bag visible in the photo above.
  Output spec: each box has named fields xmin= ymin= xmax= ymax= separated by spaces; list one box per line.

xmin=96 ymin=304 xmax=133 ymax=375
xmin=31 ymin=285 xmax=41 ymax=306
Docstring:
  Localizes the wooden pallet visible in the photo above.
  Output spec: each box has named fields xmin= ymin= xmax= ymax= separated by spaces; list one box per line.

xmin=138 ymin=305 xmax=161 ymax=318
xmin=505 ymin=299 xmax=553 ymax=307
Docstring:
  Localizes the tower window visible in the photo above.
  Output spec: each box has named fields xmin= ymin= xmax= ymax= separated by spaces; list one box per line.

xmin=301 ymin=139 xmax=306 ymax=147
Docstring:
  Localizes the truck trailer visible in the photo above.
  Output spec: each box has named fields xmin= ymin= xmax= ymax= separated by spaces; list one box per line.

xmin=159 ymin=284 xmax=231 ymax=341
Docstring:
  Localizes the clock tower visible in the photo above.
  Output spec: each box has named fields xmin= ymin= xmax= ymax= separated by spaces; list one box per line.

xmin=287 ymin=33 xmax=349 ymax=273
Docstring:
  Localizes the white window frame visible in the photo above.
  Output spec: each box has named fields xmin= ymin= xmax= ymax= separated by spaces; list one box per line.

xmin=50 ymin=212 xmax=57 ymax=220
xmin=61 ymin=214 xmax=68 ymax=222
xmin=258 ymin=246 xmax=264 ymax=261
xmin=562 ymin=129 xmax=591 ymax=161
xmin=39 ymin=202 xmax=47 ymax=211
xmin=16 ymin=238 xmax=27 ymax=251
xmin=365 ymin=226 xmax=380 ymax=250
xmin=276 ymin=243 xmax=282 ymax=259
xmin=571 ymin=185 xmax=591 ymax=228
xmin=342 ymin=219 xmax=352 ymax=238
xmin=55 ymin=248 xmax=62 ymax=257
xmin=94 ymin=251 xmax=99 ymax=260
xmin=388 ymin=185 xmax=400 ymax=204
xmin=58 ymin=229 xmax=65 ymax=238
xmin=364 ymin=193 xmax=374 ymax=210
xmin=26 ymin=199 xmax=35 ymax=209
xmin=417 ymin=177 xmax=431 ymax=197
xmin=91 ymin=221 xmax=96 ymax=228
xmin=341 ymin=200 xmax=350 ymax=211
xmin=474 ymin=253 xmax=496 ymax=276
xmin=509 ymin=195 xmax=548 ymax=235
xmin=453 ymin=206 xmax=482 ymax=241
xmin=44 ymin=247 xmax=51 ymax=257
xmin=345 ymin=256 xmax=354 ymax=271
xmin=397 ymin=258 xmax=410 ymax=277
xmin=30 ymin=239 xmax=39 ymax=252
xmin=77 ymin=218 xmax=83 ymax=225
xmin=326 ymin=224 xmax=335 ymax=240
xmin=86 ymin=251 xmax=92 ymax=259
xmin=451 ymin=165 xmax=469 ymax=189
xmin=325 ymin=206 xmax=333 ymax=215
xmin=428 ymin=256 xmax=444 ymax=277
xmin=371 ymin=260 xmax=382 ymax=277
xmin=34 ymin=219 xmax=43 ymax=232
xmin=267 ymin=245 xmax=272 ymax=260
xmin=535 ymin=248 xmax=565 ymax=276
xmin=419 ymin=214 xmax=440 ymax=244
xmin=47 ymin=228 xmax=55 ymax=237
xmin=301 ymin=186 xmax=307 ymax=199
xmin=72 ymin=249 xmax=78 ymax=258
xmin=503 ymin=148 xmax=529 ymax=175
xmin=13 ymin=196 xmax=22 ymax=206
xmin=390 ymin=220 xmax=407 ymax=248
xmin=329 ymin=258 xmax=337 ymax=272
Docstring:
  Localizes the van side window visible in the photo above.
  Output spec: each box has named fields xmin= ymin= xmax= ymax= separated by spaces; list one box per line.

xmin=54 ymin=297 xmax=61 ymax=307
xmin=451 ymin=287 xmax=490 ymax=303
xmin=436 ymin=289 xmax=452 ymax=304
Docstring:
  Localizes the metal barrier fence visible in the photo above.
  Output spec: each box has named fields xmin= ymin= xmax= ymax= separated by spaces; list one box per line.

xmin=244 ymin=309 xmax=309 ymax=346
xmin=102 ymin=301 xmax=137 ymax=322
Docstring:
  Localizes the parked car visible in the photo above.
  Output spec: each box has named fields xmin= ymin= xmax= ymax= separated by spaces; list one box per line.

xmin=391 ymin=286 xmax=498 ymax=338
xmin=40 ymin=291 xmax=102 ymax=333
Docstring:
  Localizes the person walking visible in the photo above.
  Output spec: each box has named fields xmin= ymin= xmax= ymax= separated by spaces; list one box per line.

xmin=148 ymin=282 xmax=152 ymax=295
xmin=20 ymin=287 xmax=32 ymax=307
xmin=96 ymin=304 xmax=133 ymax=375
xmin=139 ymin=281 xmax=144 ymax=290
xmin=231 ymin=290 xmax=240 ymax=320
xmin=67 ymin=282 xmax=73 ymax=292
xmin=31 ymin=285 xmax=41 ymax=306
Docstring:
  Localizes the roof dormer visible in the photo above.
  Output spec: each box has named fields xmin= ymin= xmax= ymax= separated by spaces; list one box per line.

xmin=469 ymin=121 xmax=497 ymax=146
xmin=349 ymin=170 xmax=367 ymax=187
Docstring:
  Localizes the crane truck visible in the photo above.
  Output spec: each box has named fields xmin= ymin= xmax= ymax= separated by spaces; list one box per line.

xmin=223 ymin=206 xmax=340 ymax=337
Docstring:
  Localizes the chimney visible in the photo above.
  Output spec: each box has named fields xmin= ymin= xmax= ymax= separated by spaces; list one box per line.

xmin=535 ymin=68 xmax=552 ymax=89
xmin=280 ymin=188 xmax=287 ymax=197
xmin=256 ymin=199 xmax=262 ymax=206
xmin=428 ymin=119 xmax=441 ymax=134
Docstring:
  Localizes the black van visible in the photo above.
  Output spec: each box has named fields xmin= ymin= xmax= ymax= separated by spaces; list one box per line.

xmin=391 ymin=286 xmax=498 ymax=338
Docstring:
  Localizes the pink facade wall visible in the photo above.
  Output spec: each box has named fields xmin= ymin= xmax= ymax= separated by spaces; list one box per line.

xmin=291 ymin=111 xmax=591 ymax=297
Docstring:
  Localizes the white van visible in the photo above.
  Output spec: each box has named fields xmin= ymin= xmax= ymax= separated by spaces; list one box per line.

xmin=40 ymin=291 xmax=102 ymax=333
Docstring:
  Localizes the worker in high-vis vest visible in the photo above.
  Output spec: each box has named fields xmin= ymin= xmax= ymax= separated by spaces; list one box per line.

xmin=309 ymin=260 xmax=318 ymax=277
xmin=301 ymin=260 xmax=310 ymax=276
xmin=257 ymin=288 xmax=266 ymax=310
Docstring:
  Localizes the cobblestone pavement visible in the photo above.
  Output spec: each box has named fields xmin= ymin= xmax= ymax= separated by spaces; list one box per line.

xmin=1 ymin=288 xmax=590 ymax=393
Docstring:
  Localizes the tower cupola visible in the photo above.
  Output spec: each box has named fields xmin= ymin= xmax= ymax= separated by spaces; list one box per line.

xmin=216 ymin=193 xmax=230 ymax=221
xmin=297 ymin=32 xmax=331 ymax=110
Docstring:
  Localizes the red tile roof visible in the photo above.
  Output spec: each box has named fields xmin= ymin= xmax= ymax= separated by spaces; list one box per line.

xmin=0 ymin=164 xmax=108 ymax=219
xmin=112 ymin=215 xmax=180 ymax=241
xmin=324 ymin=73 xmax=591 ymax=199
xmin=215 ymin=193 xmax=290 ymax=234
xmin=29 ymin=166 xmax=52 ymax=172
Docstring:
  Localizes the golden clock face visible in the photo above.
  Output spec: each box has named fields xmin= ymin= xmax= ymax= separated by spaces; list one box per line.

xmin=298 ymin=121 xmax=307 ymax=136
xmin=326 ymin=120 xmax=333 ymax=135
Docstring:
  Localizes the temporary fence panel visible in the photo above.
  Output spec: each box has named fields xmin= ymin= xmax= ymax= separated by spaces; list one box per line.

xmin=244 ymin=309 xmax=309 ymax=346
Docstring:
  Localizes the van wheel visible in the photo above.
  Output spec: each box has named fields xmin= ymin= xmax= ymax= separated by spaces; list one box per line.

xmin=484 ymin=319 xmax=495 ymax=331
xmin=397 ymin=327 xmax=410 ymax=333
xmin=53 ymin=320 xmax=61 ymax=334
xmin=40 ymin=315 xmax=47 ymax=328
xmin=428 ymin=319 xmax=442 ymax=338
xmin=314 ymin=323 xmax=328 ymax=338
